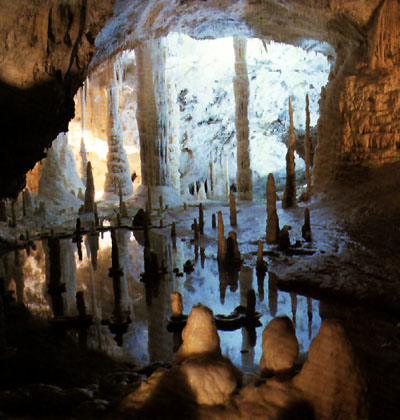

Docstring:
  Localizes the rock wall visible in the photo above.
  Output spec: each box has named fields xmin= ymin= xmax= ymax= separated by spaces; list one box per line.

xmin=0 ymin=0 xmax=114 ymax=198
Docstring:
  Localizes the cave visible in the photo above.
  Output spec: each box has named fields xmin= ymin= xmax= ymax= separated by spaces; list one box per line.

xmin=1 ymin=1 xmax=400 ymax=420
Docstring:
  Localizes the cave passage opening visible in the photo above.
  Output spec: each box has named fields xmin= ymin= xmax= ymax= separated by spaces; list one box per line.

xmin=27 ymin=34 xmax=332 ymax=207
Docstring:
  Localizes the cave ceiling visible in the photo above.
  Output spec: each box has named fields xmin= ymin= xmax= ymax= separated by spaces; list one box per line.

xmin=0 ymin=0 xmax=388 ymax=198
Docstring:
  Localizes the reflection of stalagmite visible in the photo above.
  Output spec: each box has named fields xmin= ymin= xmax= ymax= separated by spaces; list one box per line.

xmin=266 ymin=173 xmax=280 ymax=244
xmin=47 ymin=237 xmax=65 ymax=318
xmin=84 ymin=162 xmax=95 ymax=213
xmin=282 ymin=97 xmax=297 ymax=209
xmin=293 ymin=319 xmax=368 ymax=420
xmin=233 ymin=37 xmax=253 ymax=200
xmin=307 ymin=297 xmax=313 ymax=340
xmin=290 ymin=292 xmax=298 ymax=329
xmin=229 ymin=191 xmax=237 ymax=227
xmin=198 ymin=203 xmax=204 ymax=234
xmin=217 ymin=211 xmax=227 ymax=262
xmin=60 ymin=240 xmax=77 ymax=316
xmin=268 ymin=272 xmax=278 ymax=317
xmin=104 ymin=61 xmax=133 ymax=199
xmin=260 ymin=316 xmax=299 ymax=376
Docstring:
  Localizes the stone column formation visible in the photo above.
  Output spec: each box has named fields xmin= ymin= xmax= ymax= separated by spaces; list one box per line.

xmin=84 ymin=162 xmax=95 ymax=213
xmin=282 ymin=97 xmax=296 ymax=209
xmin=135 ymin=39 xmax=169 ymax=187
xmin=266 ymin=173 xmax=280 ymax=244
xmin=104 ymin=60 xmax=133 ymax=199
xmin=305 ymin=93 xmax=312 ymax=193
xmin=233 ymin=37 xmax=253 ymax=200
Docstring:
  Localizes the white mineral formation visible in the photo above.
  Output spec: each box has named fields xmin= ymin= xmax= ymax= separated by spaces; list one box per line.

xmin=293 ymin=319 xmax=368 ymax=420
xmin=38 ymin=137 xmax=81 ymax=208
xmin=174 ymin=304 xmax=241 ymax=405
xmin=260 ymin=316 xmax=299 ymax=375
xmin=128 ymin=39 xmax=183 ymax=208
xmin=103 ymin=59 xmax=133 ymax=200
xmin=305 ymin=93 xmax=312 ymax=194
xmin=233 ymin=38 xmax=252 ymax=200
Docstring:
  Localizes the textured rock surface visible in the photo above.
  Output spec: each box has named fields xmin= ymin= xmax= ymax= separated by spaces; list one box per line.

xmin=260 ymin=316 xmax=299 ymax=375
xmin=293 ymin=319 xmax=368 ymax=420
xmin=233 ymin=37 xmax=252 ymax=200
xmin=0 ymin=0 xmax=114 ymax=197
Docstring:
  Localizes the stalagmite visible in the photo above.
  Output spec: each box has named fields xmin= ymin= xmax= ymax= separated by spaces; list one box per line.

xmin=282 ymin=97 xmax=296 ymax=209
xmin=229 ymin=191 xmax=237 ymax=227
xmin=266 ymin=173 xmax=280 ymax=244
xmin=173 ymin=304 xmax=241 ymax=405
xmin=212 ymin=213 xmax=216 ymax=229
xmin=305 ymin=93 xmax=312 ymax=194
xmin=302 ymin=208 xmax=312 ymax=242
xmin=79 ymin=138 xmax=88 ymax=187
xmin=293 ymin=319 xmax=368 ymax=420
xmin=233 ymin=37 xmax=253 ymax=200
xmin=256 ymin=240 xmax=267 ymax=274
xmin=132 ymin=39 xmax=182 ymax=208
xmin=199 ymin=203 xmax=204 ymax=234
xmin=217 ymin=211 xmax=227 ymax=261
xmin=226 ymin=231 xmax=241 ymax=262
xmin=170 ymin=291 xmax=183 ymax=318
xmin=260 ymin=316 xmax=299 ymax=376
xmin=84 ymin=162 xmax=95 ymax=213
xmin=159 ymin=195 xmax=163 ymax=212
xmin=104 ymin=60 xmax=133 ymax=200
xmin=193 ymin=218 xmax=199 ymax=241
xmin=279 ymin=225 xmax=291 ymax=251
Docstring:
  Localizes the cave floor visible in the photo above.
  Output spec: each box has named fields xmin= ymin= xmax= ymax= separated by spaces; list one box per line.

xmin=0 ymin=193 xmax=400 ymax=419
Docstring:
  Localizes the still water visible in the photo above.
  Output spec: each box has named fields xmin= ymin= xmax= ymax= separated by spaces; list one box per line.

xmin=2 ymin=227 xmax=321 ymax=373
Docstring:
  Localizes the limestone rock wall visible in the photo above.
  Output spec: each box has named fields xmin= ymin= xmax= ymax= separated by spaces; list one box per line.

xmin=0 ymin=0 xmax=114 ymax=198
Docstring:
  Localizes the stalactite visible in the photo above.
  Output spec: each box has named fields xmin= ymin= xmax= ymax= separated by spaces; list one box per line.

xmin=229 ymin=191 xmax=237 ymax=227
xmin=266 ymin=173 xmax=280 ymax=244
xmin=104 ymin=60 xmax=133 ymax=200
xmin=84 ymin=162 xmax=95 ymax=213
xmin=282 ymin=97 xmax=297 ymax=209
xmin=217 ymin=211 xmax=227 ymax=262
xmin=305 ymin=93 xmax=312 ymax=194
xmin=233 ymin=37 xmax=253 ymax=200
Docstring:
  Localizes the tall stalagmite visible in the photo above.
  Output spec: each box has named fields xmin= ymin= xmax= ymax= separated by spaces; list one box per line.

xmin=217 ymin=211 xmax=227 ymax=262
xmin=84 ymin=162 xmax=95 ymax=213
xmin=229 ymin=191 xmax=237 ymax=227
xmin=132 ymin=39 xmax=182 ymax=208
xmin=233 ymin=37 xmax=253 ymax=200
xmin=305 ymin=93 xmax=312 ymax=193
xmin=282 ymin=97 xmax=297 ymax=209
xmin=104 ymin=60 xmax=133 ymax=200
xmin=266 ymin=173 xmax=280 ymax=244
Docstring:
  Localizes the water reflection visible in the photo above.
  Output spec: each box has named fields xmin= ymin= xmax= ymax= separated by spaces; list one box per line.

xmin=0 ymin=228 xmax=321 ymax=372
